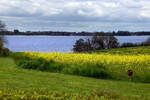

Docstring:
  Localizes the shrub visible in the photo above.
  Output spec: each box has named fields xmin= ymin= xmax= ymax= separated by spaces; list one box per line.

xmin=1 ymin=48 xmax=10 ymax=56
xmin=47 ymin=60 xmax=63 ymax=72
xmin=18 ymin=58 xmax=49 ymax=70
xmin=17 ymin=57 xmax=63 ymax=72
xmin=63 ymin=63 xmax=111 ymax=79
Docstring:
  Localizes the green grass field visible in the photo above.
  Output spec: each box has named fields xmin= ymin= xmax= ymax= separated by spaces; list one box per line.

xmin=0 ymin=57 xmax=150 ymax=99
xmin=1 ymin=46 xmax=150 ymax=99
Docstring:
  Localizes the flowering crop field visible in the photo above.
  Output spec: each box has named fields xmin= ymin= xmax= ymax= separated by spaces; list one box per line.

xmin=21 ymin=46 xmax=150 ymax=82
xmin=24 ymin=51 xmax=150 ymax=71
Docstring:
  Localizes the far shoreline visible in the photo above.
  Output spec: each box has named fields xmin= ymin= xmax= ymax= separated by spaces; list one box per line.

xmin=1 ymin=30 xmax=150 ymax=36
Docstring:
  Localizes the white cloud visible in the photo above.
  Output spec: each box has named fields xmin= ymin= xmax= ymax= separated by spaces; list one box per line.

xmin=139 ymin=1 xmax=150 ymax=18
xmin=0 ymin=0 xmax=150 ymax=22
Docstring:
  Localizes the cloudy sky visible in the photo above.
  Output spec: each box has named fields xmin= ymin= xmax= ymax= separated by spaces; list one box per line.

xmin=0 ymin=0 xmax=150 ymax=32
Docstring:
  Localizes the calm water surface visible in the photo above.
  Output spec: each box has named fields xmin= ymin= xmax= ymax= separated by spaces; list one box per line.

xmin=4 ymin=36 xmax=150 ymax=52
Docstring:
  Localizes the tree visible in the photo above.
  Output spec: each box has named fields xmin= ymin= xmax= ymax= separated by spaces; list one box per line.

xmin=73 ymin=38 xmax=92 ymax=52
xmin=0 ymin=20 xmax=8 ymax=55
xmin=0 ymin=20 xmax=5 ymax=49
xmin=14 ymin=29 xmax=19 ymax=34
xmin=0 ymin=20 xmax=6 ymax=31
xmin=73 ymin=35 xmax=119 ymax=52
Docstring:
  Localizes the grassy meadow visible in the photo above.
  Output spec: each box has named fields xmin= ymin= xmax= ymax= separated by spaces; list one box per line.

xmin=1 ymin=46 xmax=150 ymax=99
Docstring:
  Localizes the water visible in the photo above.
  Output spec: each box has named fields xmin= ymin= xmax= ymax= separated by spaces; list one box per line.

xmin=4 ymin=36 xmax=150 ymax=52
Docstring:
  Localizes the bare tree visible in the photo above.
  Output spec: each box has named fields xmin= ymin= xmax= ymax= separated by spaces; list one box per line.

xmin=73 ymin=35 xmax=119 ymax=52
xmin=0 ymin=20 xmax=7 ymax=51
xmin=73 ymin=38 xmax=92 ymax=52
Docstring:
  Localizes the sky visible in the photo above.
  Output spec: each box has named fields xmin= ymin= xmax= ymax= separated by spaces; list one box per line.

xmin=0 ymin=0 xmax=150 ymax=32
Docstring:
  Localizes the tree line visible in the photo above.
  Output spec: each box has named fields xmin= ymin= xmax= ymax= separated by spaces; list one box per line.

xmin=1 ymin=30 xmax=150 ymax=36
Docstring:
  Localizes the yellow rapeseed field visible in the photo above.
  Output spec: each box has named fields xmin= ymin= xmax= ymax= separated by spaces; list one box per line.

xmin=24 ymin=51 xmax=150 ymax=71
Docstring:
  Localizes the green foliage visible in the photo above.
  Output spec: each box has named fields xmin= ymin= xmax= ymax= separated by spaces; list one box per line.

xmin=63 ymin=64 xmax=110 ymax=79
xmin=17 ymin=57 xmax=62 ymax=72
xmin=1 ymin=48 xmax=10 ymax=56
xmin=19 ymin=58 xmax=47 ymax=70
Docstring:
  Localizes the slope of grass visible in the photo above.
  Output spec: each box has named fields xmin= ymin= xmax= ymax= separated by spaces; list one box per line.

xmin=0 ymin=57 xmax=150 ymax=99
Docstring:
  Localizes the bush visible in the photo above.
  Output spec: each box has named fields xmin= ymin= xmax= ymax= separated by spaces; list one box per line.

xmin=1 ymin=48 xmax=10 ymax=56
xmin=18 ymin=58 xmax=48 ymax=70
xmin=63 ymin=63 xmax=111 ymax=79
xmin=17 ymin=57 xmax=63 ymax=72
xmin=73 ymin=35 xmax=119 ymax=52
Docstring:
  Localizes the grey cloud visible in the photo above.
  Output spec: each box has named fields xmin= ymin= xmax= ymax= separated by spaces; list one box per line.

xmin=0 ymin=0 xmax=150 ymax=31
